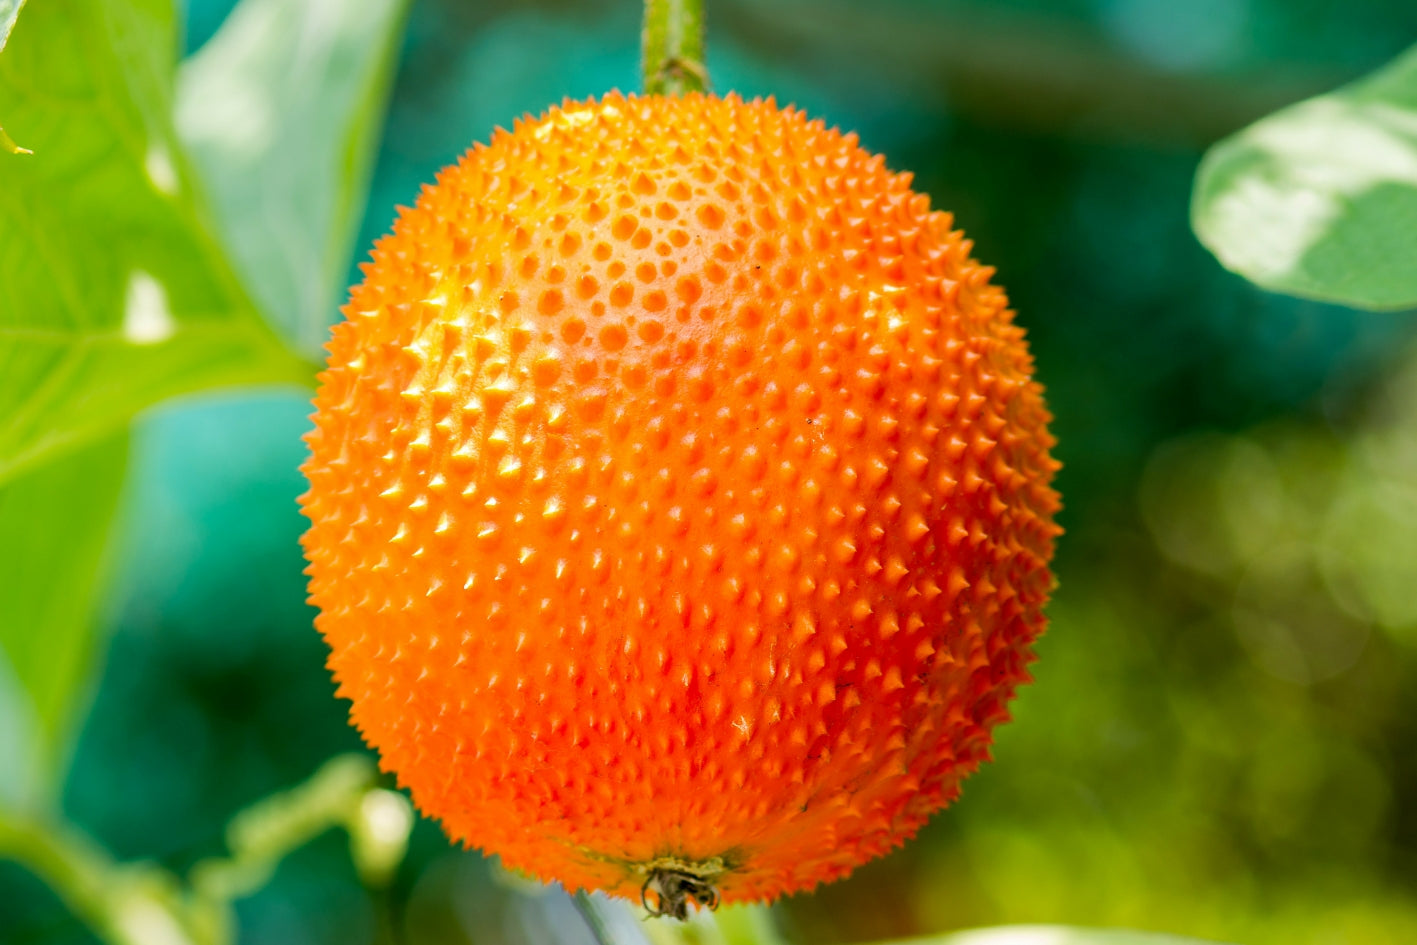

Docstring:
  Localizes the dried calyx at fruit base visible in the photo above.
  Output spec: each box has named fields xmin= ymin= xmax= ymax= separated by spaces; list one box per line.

xmin=642 ymin=862 xmax=722 ymax=919
xmin=300 ymin=87 xmax=1059 ymax=914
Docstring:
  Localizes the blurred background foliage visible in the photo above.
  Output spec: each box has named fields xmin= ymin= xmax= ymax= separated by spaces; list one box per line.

xmin=3 ymin=0 xmax=1417 ymax=943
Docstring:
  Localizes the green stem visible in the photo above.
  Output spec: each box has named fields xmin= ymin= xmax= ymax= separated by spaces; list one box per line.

xmin=0 ymin=815 xmax=118 ymax=935
xmin=188 ymin=755 xmax=399 ymax=902
xmin=643 ymin=0 xmax=708 ymax=95
xmin=0 ymin=814 xmax=207 ymax=945
xmin=0 ymin=755 xmax=410 ymax=945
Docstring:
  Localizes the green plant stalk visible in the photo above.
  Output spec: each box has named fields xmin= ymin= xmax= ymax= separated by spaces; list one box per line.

xmin=0 ymin=814 xmax=204 ymax=945
xmin=0 ymin=815 xmax=119 ymax=936
xmin=190 ymin=754 xmax=410 ymax=899
xmin=0 ymin=755 xmax=407 ymax=945
xmin=643 ymin=0 xmax=707 ymax=95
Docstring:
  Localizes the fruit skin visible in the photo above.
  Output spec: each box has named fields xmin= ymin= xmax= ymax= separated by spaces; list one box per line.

xmin=300 ymin=91 xmax=1060 ymax=905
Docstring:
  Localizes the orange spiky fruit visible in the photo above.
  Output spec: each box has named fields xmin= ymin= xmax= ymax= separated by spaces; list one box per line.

xmin=300 ymin=92 xmax=1060 ymax=911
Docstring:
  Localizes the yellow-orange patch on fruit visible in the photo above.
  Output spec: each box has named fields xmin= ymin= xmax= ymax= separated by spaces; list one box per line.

xmin=300 ymin=92 xmax=1060 ymax=904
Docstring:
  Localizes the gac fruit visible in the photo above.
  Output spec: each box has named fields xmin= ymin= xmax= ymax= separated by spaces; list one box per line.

xmin=300 ymin=92 xmax=1060 ymax=913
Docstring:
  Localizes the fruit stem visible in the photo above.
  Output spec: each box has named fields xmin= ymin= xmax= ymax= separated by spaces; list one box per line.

xmin=643 ymin=0 xmax=707 ymax=95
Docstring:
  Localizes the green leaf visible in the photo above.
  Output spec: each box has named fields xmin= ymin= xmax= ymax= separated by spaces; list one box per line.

xmin=1193 ymin=43 xmax=1417 ymax=311
xmin=874 ymin=928 xmax=1233 ymax=945
xmin=0 ymin=433 xmax=127 ymax=812
xmin=0 ymin=0 xmax=313 ymax=486
xmin=175 ymin=0 xmax=410 ymax=358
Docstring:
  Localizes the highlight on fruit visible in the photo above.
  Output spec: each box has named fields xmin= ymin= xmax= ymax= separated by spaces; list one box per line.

xmin=299 ymin=87 xmax=1061 ymax=915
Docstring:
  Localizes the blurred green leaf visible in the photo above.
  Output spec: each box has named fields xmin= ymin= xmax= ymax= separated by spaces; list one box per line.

xmin=712 ymin=905 xmax=790 ymax=945
xmin=175 ymin=0 xmax=410 ymax=358
xmin=0 ymin=0 xmax=313 ymax=486
xmin=1192 ymin=43 xmax=1417 ymax=311
xmin=878 ymin=928 xmax=1233 ymax=945
xmin=0 ymin=433 xmax=126 ymax=812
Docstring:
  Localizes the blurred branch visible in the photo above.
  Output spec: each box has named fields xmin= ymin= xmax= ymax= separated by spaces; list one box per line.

xmin=191 ymin=753 xmax=414 ymax=904
xmin=0 ymin=814 xmax=202 ymax=945
xmin=0 ymin=754 xmax=413 ymax=945
xmin=718 ymin=0 xmax=1351 ymax=146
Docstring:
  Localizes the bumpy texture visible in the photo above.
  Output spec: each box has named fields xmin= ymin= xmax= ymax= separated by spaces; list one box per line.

xmin=301 ymin=92 xmax=1061 ymax=905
